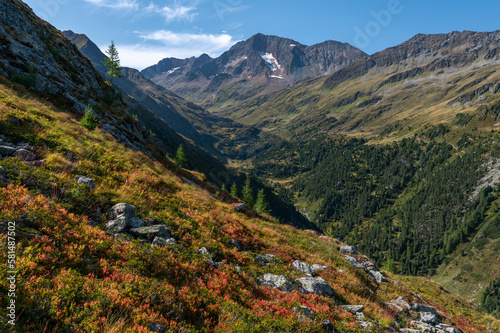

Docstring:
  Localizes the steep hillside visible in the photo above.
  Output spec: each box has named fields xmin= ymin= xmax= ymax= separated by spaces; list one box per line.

xmin=63 ymin=31 xmax=277 ymax=162
xmin=1 ymin=59 xmax=499 ymax=333
xmin=141 ymin=33 xmax=366 ymax=108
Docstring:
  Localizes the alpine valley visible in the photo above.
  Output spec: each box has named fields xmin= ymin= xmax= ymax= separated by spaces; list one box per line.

xmin=0 ymin=0 xmax=500 ymax=332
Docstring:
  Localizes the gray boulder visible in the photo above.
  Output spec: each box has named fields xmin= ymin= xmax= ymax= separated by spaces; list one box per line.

xmin=149 ymin=323 xmax=166 ymax=333
xmin=297 ymin=277 xmax=334 ymax=296
xmin=292 ymin=260 xmax=314 ymax=276
xmin=13 ymin=149 xmax=36 ymax=161
xmin=311 ymin=264 xmax=328 ymax=272
xmin=105 ymin=216 xmax=128 ymax=233
xmin=340 ymin=245 xmax=358 ymax=255
xmin=232 ymin=203 xmax=245 ymax=211
xmin=255 ymin=254 xmax=277 ymax=264
xmin=0 ymin=145 xmax=15 ymax=155
xmin=342 ymin=305 xmax=364 ymax=314
xmin=108 ymin=203 xmax=136 ymax=219
xmin=130 ymin=225 xmax=170 ymax=239
xmin=152 ymin=237 xmax=176 ymax=247
xmin=344 ymin=255 xmax=365 ymax=269
xmin=230 ymin=239 xmax=242 ymax=251
xmin=413 ymin=303 xmax=438 ymax=316
xmin=76 ymin=175 xmax=96 ymax=189
xmin=258 ymin=274 xmax=294 ymax=292
xmin=419 ymin=312 xmax=440 ymax=325
xmin=198 ymin=247 xmax=210 ymax=255
xmin=292 ymin=306 xmax=316 ymax=323
xmin=369 ymin=270 xmax=387 ymax=283
xmin=387 ymin=297 xmax=412 ymax=311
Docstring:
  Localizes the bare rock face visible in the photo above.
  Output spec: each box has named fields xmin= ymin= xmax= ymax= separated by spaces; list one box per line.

xmin=0 ymin=0 xmax=105 ymax=109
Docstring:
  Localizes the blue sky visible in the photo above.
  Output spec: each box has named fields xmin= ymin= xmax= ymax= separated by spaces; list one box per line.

xmin=23 ymin=0 xmax=500 ymax=70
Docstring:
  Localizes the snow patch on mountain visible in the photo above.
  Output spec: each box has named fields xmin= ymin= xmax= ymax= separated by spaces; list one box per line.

xmin=164 ymin=67 xmax=181 ymax=75
xmin=258 ymin=52 xmax=281 ymax=71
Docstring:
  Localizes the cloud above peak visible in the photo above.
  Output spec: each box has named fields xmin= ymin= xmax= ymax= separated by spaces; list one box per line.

xmin=111 ymin=30 xmax=239 ymax=70
xmin=84 ymin=0 xmax=199 ymax=22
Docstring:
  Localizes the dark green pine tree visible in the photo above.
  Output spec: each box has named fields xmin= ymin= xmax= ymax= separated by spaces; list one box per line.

xmin=103 ymin=41 xmax=123 ymax=82
xmin=255 ymin=189 xmax=270 ymax=213
xmin=221 ymin=183 xmax=227 ymax=192
xmin=230 ymin=182 xmax=239 ymax=198
xmin=174 ymin=145 xmax=188 ymax=168
xmin=242 ymin=178 xmax=255 ymax=207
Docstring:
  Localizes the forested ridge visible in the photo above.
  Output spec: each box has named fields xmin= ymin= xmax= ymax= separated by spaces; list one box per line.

xmin=253 ymin=129 xmax=500 ymax=278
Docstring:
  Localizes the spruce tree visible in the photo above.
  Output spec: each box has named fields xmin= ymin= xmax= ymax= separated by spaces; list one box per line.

xmin=255 ymin=189 xmax=270 ymax=213
xmin=242 ymin=178 xmax=255 ymax=207
xmin=103 ymin=41 xmax=123 ymax=82
xmin=174 ymin=145 xmax=188 ymax=168
xmin=221 ymin=183 xmax=227 ymax=192
xmin=230 ymin=182 xmax=239 ymax=198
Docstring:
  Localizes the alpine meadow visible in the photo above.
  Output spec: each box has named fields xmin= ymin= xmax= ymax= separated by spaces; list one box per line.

xmin=1 ymin=0 xmax=500 ymax=332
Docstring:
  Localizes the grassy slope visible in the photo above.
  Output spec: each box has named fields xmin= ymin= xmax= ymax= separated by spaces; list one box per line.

xmin=0 ymin=82 xmax=499 ymax=332
xmin=213 ymin=62 xmax=500 ymax=141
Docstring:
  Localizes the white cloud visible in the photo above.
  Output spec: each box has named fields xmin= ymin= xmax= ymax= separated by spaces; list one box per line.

xmin=144 ymin=3 xmax=197 ymax=22
xmin=83 ymin=0 xmax=139 ymax=10
xmin=104 ymin=32 xmax=238 ymax=70
xmin=140 ymin=30 xmax=235 ymax=48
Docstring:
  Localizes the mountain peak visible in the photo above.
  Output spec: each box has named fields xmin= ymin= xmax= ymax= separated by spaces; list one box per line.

xmin=141 ymin=33 xmax=366 ymax=107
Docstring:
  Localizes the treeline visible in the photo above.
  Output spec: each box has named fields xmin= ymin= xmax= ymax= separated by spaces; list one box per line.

xmin=253 ymin=131 xmax=499 ymax=275
xmin=480 ymin=277 xmax=500 ymax=318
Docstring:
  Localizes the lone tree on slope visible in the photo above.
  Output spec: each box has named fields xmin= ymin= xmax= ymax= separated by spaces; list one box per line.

xmin=103 ymin=40 xmax=123 ymax=82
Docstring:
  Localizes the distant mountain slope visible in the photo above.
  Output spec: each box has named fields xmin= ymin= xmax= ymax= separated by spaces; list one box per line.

xmin=214 ymin=30 xmax=500 ymax=140
xmin=141 ymin=33 xmax=366 ymax=108
xmin=63 ymin=30 xmax=278 ymax=162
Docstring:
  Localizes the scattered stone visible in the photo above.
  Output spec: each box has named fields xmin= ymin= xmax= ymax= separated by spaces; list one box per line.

xmin=400 ymin=330 xmax=420 ymax=333
xmin=152 ymin=237 xmax=176 ymax=247
xmin=232 ymin=203 xmax=246 ymax=211
xmin=356 ymin=312 xmax=365 ymax=319
xmin=13 ymin=149 xmax=36 ymax=161
xmin=387 ymin=297 xmax=412 ymax=311
xmin=292 ymin=260 xmax=314 ymax=276
xmin=0 ymin=145 xmax=16 ymax=155
xmin=255 ymin=254 xmax=277 ymax=264
xmin=413 ymin=303 xmax=438 ymax=316
xmin=292 ymin=306 xmax=316 ymax=323
xmin=130 ymin=225 xmax=170 ymax=239
xmin=105 ymin=216 xmax=128 ymax=233
xmin=258 ymin=274 xmax=294 ymax=292
xmin=419 ymin=312 xmax=440 ymax=325
xmin=322 ymin=320 xmax=332 ymax=331
xmin=108 ymin=203 xmax=136 ymax=220
xmin=149 ymin=323 xmax=166 ymax=333
xmin=340 ymin=245 xmax=358 ymax=255
xmin=297 ymin=277 xmax=333 ymax=296
xmin=311 ymin=264 xmax=328 ymax=272
xmin=198 ymin=247 xmax=210 ymax=255
xmin=76 ymin=175 xmax=96 ymax=189
xmin=342 ymin=305 xmax=364 ymax=314
xmin=182 ymin=177 xmax=200 ymax=188
xmin=344 ymin=255 xmax=365 ymax=269
xmin=359 ymin=321 xmax=372 ymax=329
xmin=230 ymin=238 xmax=242 ymax=251
xmin=369 ymin=270 xmax=387 ymax=283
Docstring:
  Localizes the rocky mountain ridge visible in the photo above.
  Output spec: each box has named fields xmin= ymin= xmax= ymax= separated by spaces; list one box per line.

xmin=141 ymin=33 xmax=366 ymax=107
